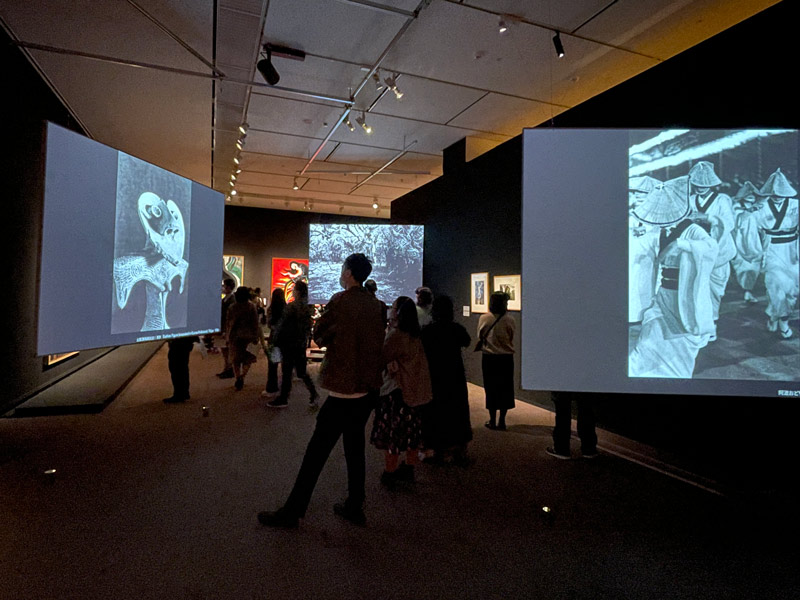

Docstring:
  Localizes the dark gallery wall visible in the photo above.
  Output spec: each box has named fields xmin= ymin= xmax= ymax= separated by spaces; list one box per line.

xmin=1 ymin=34 xmax=112 ymax=415
xmin=392 ymin=0 xmax=799 ymax=491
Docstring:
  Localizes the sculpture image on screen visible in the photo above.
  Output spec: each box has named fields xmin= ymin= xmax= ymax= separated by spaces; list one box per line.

xmin=111 ymin=153 xmax=191 ymax=334
xmin=627 ymin=129 xmax=799 ymax=381
xmin=308 ymin=224 xmax=423 ymax=304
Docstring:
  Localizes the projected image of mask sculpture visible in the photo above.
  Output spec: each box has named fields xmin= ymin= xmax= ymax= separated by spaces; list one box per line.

xmin=113 ymin=192 xmax=188 ymax=331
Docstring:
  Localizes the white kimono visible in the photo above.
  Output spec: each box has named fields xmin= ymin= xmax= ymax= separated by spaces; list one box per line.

xmin=738 ymin=198 xmax=799 ymax=321
xmin=628 ymin=218 xmax=658 ymax=322
xmin=731 ymin=201 xmax=765 ymax=291
xmin=629 ymin=223 xmax=718 ymax=379
xmin=692 ymin=191 xmax=736 ymax=320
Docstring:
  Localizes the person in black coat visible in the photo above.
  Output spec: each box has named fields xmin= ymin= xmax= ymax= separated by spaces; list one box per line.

xmin=420 ymin=295 xmax=473 ymax=465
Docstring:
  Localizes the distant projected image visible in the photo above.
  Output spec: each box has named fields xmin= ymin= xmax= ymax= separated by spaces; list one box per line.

xmin=309 ymin=224 xmax=423 ymax=304
xmin=112 ymin=154 xmax=191 ymax=333
xmin=272 ymin=258 xmax=309 ymax=302
xmin=628 ymin=129 xmax=799 ymax=381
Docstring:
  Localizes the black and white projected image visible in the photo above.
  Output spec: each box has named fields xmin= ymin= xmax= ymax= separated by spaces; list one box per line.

xmin=112 ymin=153 xmax=191 ymax=334
xmin=628 ymin=129 xmax=800 ymax=381
xmin=308 ymin=224 xmax=423 ymax=304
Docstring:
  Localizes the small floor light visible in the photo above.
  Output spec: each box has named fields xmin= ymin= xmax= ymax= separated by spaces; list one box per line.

xmin=552 ymin=31 xmax=565 ymax=58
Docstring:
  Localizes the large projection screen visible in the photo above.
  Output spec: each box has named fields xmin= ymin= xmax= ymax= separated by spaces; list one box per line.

xmin=37 ymin=122 xmax=225 ymax=355
xmin=308 ymin=224 xmax=423 ymax=305
xmin=522 ymin=128 xmax=799 ymax=398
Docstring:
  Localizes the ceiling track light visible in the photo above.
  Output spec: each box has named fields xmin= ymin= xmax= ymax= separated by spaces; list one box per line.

xmin=372 ymin=70 xmax=384 ymax=92
xmin=292 ymin=177 xmax=300 ymax=190
xmin=498 ymin=17 xmax=508 ymax=34
xmin=355 ymin=112 xmax=373 ymax=135
xmin=383 ymin=73 xmax=403 ymax=99
xmin=345 ymin=116 xmax=355 ymax=132
xmin=552 ymin=31 xmax=565 ymax=58
xmin=238 ymin=123 xmax=249 ymax=135
xmin=372 ymin=200 xmax=379 ymax=209
xmin=256 ymin=49 xmax=280 ymax=85
xmin=230 ymin=189 xmax=237 ymax=196
xmin=257 ymin=43 xmax=307 ymax=86
xmin=235 ymin=140 xmax=244 ymax=150
xmin=233 ymin=156 xmax=240 ymax=165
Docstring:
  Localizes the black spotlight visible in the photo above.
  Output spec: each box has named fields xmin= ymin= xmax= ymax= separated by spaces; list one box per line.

xmin=552 ymin=31 xmax=565 ymax=58
xmin=257 ymin=50 xmax=280 ymax=85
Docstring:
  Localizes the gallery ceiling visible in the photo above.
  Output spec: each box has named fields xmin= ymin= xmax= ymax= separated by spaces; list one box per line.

xmin=1 ymin=0 xmax=781 ymax=218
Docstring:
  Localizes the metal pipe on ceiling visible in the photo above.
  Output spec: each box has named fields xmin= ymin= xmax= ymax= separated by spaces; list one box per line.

xmin=10 ymin=41 xmax=354 ymax=106
xmin=296 ymin=0 xmax=431 ymax=180
xmin=350 ymin=139 xmax=418 ymax=193
xmin=126 ymin=0 xmax=225 ymax=77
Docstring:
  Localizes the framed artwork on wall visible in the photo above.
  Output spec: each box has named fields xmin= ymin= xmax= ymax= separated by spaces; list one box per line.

xmin=223 ymin=255 xmax=244 ymax=288
xmin=493 ymin=274 xmax=521 ymax=311
xmin=271 ymin=258 xmax=309 ymax=302
xmin=470 ymin=272 xmax=489 ymax=313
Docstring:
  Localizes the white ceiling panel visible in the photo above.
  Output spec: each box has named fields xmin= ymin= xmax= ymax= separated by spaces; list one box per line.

xmin=449 ymin=93 xmax=555 ymax=137
xmin=242 ymin=132 xmax=334 ymax=161
xmin=263 ymin=0 xmax=412 ymax=64
xmin=463 ymin=0 xmax=614 ymax=32
xmin=368 ymin=75 xmax=487 ymax=125
xmin=29 ymin=50 xmax=212 ymax=185
xmin=1 ymin=0 xmax=212 ymax=71
xmin=247 ymin=94 xmax=344 ymax=137
xmin=580 ymin=0 xmax=779 ymax=59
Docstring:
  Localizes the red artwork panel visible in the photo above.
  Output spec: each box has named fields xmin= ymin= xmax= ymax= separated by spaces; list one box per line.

xmin=271 ymin=258 xmax=309 ymax=303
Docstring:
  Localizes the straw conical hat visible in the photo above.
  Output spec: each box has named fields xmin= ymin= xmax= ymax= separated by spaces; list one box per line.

xmin=688 ymin=161 xmax=722 ymax=187
xmin=733 ymin=181 xmax=761 ymax=202
xmin=759 ymin=168 xmax=797 ymax=197
xmin=629 ymin=175 xmax=661 ymax=193
xmin=632 ymin=179 xmax=690 ymax=226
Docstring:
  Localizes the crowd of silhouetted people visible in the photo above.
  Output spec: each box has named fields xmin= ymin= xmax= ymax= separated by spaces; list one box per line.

xmin=162 ymin=252 xmax=593 ymax=528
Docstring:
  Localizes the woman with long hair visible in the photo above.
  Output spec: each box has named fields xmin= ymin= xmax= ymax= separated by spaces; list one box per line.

xmin=478 ymin=291 xmax=515 ymax=430
xmin=267 ymin=280 xmax=318 ymax=408
xmin=370 ymin=296 xmax=432 ymax=487
xmin=226 ymin=286 xmax=260 ymax=391
xmin=262 ymin=288 xmax=286 ymax=397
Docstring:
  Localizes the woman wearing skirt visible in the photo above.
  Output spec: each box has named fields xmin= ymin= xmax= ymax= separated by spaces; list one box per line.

xmin=371 ymin=296 xmax=432 ymax=487
xmin=477 ymin=291 xmax=515 ymax=430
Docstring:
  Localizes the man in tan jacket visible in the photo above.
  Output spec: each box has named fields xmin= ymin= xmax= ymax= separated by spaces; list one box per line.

xmin=258 ymin=253 xmax=385 ymax=527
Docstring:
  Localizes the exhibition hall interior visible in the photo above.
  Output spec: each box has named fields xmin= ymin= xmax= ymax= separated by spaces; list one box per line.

xmin=3 ymin=1 xmax=800 ymax=598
